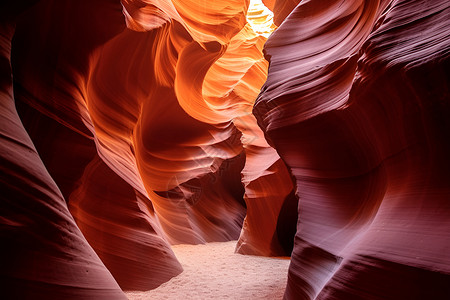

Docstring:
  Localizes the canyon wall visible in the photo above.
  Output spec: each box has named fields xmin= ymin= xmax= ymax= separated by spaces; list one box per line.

xmin=1 ymin=0 xmax=296 ymax=296
xmin=1 ymin=0 xmax=449 ymax=298
xmin=254 ymin=0 xmax=450 ymax=298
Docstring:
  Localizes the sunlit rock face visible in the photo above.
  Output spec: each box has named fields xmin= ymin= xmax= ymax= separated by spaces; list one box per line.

xmin=1 ymin=0 xmax=296 ymax=295
xmin=255 ymin=0 xmax=450 ymax=298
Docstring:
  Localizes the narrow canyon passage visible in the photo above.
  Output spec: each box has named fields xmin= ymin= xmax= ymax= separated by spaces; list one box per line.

xmin=2 ymin=0 xmax=449 ymax=299
xmin=125 ymin=241 xmax=290 ymax=300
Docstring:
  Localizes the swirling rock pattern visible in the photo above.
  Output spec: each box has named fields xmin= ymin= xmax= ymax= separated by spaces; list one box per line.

xmin=3 ymin=0 xmax=448 ymax=298
xmin=1 ymin=0 xmax=296 ymax=295
xmin=255 ymin=0 xmax=450 ymax=298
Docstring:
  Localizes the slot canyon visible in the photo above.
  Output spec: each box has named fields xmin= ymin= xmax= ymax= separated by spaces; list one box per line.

xmin=1 ymin=0 xmax=449 ymax=299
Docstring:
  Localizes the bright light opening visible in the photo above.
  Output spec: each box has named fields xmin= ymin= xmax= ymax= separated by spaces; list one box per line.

xmin=246 ymin=0 xmax=277 ymax=38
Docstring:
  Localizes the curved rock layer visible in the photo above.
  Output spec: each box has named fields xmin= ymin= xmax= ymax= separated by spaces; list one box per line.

xmin=255 ymin=0 xmax=450 ymax=298
xmin=2 ymin=0 xmax=297 ymax=295
xmin=69 ymin=156 xmax=183 ymax=290
xmin=0 ymin=4 xmax=126 ymax=298
xmin=83 ymin=23 xmax=246 ymax=245
xmin=9 ymin=0 xmax=187 ymax=292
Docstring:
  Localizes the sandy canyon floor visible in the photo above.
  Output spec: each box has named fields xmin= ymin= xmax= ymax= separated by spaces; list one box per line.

xmin=125 ymin=241 xmax=290 ymax=299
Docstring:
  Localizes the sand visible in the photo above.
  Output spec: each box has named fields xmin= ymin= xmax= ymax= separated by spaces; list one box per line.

xmin=125 ymin=241 xmax=290 ymax=299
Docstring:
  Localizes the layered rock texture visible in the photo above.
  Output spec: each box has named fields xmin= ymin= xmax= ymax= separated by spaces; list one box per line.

xmin=1 ymin=0 xmax=295 ymax=297
xmin=255 ymin=0 xmax=450 ymax=298
xmin=1 ymin=0 xmax=449 ymax=299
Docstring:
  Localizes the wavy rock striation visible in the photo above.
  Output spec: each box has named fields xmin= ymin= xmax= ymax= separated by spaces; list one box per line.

xmin=2 ymin=0 xmax=297 ymax=295
xmin=255 ymin=0 xmax=450 ymax=298
xmin=4 ymin=0 xmax=446 ymax=297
